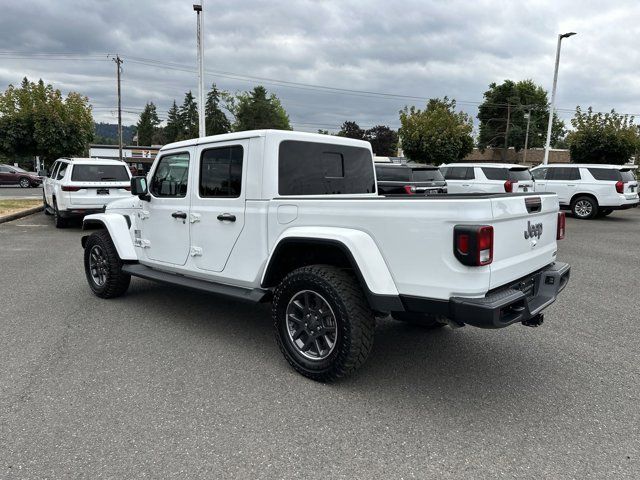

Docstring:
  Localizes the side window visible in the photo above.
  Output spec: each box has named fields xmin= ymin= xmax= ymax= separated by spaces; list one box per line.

xmin=443 ymin=167 xmax=466 ymax=180
xmin=465 ymin=167 xmax=476 ymax=180
xmin=199 ymin=145 xmax=243 ymax=198
xmin=588 ymin=168 xmax=619 ymax=181
xmin=150 ymin=152 xmax=190 ymax=197
xmin=549 ymin=167 xmax=580 ymax=181
xmin=56 ymin=162 xmax=68 ymax=180
xmin=531 ymin=168 xmax=547 ymax=180
xmin=0 ymin=166 xmax=9 ymax=173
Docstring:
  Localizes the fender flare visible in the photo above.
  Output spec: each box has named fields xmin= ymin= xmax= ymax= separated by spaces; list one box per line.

xmin=81 ymin=213 xmax=138 ymax=260
xmin=262 ymin=226 xmax=399 ymax=299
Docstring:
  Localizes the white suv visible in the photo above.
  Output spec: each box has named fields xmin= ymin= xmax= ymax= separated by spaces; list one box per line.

xmin=440 ymin=163 xmax=534 ymax=194
xmin=43 ymin=158 xmax=132 ymax=228
xmin=530 ymin=164 xmax=639 ymax=219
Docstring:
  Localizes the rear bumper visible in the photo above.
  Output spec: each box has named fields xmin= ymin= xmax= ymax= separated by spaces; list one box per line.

xmin=393 ymin=262 xmax=571 ymax=329
xmin=609 ymin=202 xmax=638 ymax=211
xmin=59 ymin=207 xmax=106 ymax=218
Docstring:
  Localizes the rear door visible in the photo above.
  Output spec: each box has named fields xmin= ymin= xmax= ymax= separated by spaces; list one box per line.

xmin=67 ymin=163 xmax=131 ymax=207
xmin=509 ymin=167 xmax=534 ymax=192
xmin=189 ymin=141 xmax=248 ymax=272
xmin=489 ymin=194 xmax=560 ymax=289
xmin=545 ymin=167 xmax=580 ymax=205
xmin=139 ymin=151 xmax=192 ymax=266
xmin=442 ymin=166 xmax=473 ymax=193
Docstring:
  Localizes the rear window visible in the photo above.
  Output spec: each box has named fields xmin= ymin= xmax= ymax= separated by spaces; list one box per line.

xmin=375 ymin=165 xmax=412 ymax=182
xmin=279 ymin=141 xmax=375 ymax=195
xmin=482 ymin=167 xmax=532 ymax=181
xmin=412 ymin=168 xmax=444 ymax=182
xmin=588 ymin=168 xmax=636 ymax=182
xmin=71 ymin=164 xmax=130 ymax=182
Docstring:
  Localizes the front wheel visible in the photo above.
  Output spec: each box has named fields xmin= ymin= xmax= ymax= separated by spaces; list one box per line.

xmin=84 ymin=230 xmax=131 ymax=298
xmin=19 ymin=177 xmax=31 ymax=188
xmin=571 ymin=196 xmax=598 ymax=220
xmin=272 ymin=265 xmax=375 ymax=382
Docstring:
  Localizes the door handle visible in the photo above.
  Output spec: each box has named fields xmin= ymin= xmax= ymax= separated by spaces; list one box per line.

xmin=217 ymin=213 xmax=236 ymax=222
xmin=171 ymin=211 xmax=187 ymax=219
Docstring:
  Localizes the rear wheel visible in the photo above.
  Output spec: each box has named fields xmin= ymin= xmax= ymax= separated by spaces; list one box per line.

xmin=84 ymin=230 xmax=131 ymax=298
xmin=53 ymin=199 xmax=67 ymax=228
xmin=272 ymin=265 xmax=375 ymax=382
xmin=571 ymin=196 xmax=598 ymax=220
xmin=19 ymin=177 xmax=31 ymax=188
xmin=391 ymin=312 xmax=447 ymax=329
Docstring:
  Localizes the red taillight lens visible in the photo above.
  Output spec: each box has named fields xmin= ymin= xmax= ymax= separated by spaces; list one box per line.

xmin=615 ymin=181 xmax=624 ymax=194
xmin=403 ymin=185 xmax=416 ymax=195
xmin=557 ymin=212 xmax=566 ymax=240
xmin=453 ymin=225 xmax=493 ymax=266
xmin=504 ymin=180 xmax=513 ymax=193
xmin=477 ymin=226 xmax=494 ymax=265
xmin=124 ymin=186 xmax=131 ymax=191
xmin=61 ymin=185 xmax=81 ymax=192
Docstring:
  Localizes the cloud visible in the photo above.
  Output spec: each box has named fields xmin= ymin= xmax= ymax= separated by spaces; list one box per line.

xmin=1 ymin=0 xmax=639 ymax=132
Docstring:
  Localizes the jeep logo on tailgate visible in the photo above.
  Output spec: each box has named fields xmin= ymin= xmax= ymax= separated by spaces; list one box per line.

xmin=524 ymin=221 xmax=543 ymax=240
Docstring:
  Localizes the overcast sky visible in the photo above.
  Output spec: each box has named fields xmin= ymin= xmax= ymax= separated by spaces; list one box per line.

xmin=1 ymin=0 xmax=639 ymax=133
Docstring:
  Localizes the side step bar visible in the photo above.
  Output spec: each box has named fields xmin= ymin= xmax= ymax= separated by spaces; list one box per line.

xmin=122 ymin=263 xmax=270 ymax=303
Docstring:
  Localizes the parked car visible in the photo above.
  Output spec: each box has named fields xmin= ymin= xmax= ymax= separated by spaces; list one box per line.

xmin=42 ymin=157 xmax=132 ymax=228
xmin=375 ymin=163 xmax=447 ymax=195
xmin=79 ymin=130 xmax=570 ymax=381
xmin=530 ymin=164 xmax=639 ymax=219
xmin=440 ymin=163 xmax=534 ymax=194
xmin=0 ymin=164 xmax=42 ymax=187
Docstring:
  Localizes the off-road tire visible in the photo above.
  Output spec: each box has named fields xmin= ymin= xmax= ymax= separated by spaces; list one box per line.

xmin=53 ymin=199 xmax=66 ymax=228
xmin=84 ymin=230 xmax=131 ymax=298
xmin=391 ymin=311 xmax=447 ymax=329
xmin=272 ymin=265 xmax=375 ymax=382
xmin=571 ymin=195 xmax=598 ymax=220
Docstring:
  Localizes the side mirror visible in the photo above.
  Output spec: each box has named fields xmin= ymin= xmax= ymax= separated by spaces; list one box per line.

xmin=131 ymin=176 xmax=150 ymax=201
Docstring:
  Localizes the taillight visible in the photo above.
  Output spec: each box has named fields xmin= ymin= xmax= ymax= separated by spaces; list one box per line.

xmin=556 ymin=212 xmax=566 ymax=240
xmin=124 ymin=186 xmax=131 ymax=191
xmin=61 ymin=185 xmax=81 ymax=192
xmin=453 ymin=225 xmax=494 ymax=266
xmin=504 ymin=180 xmax=513 ymax=193
xmin=615 ymin=181 xmax=624 ymax=194
xmin=403 ymin=185 xmax=416 ymax=195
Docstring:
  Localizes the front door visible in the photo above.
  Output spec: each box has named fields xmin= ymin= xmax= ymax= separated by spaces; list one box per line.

xmin=189 ymin=141 xmax=248 ymax=272
xmin=140 ymin=150 xmax=192 ymax=266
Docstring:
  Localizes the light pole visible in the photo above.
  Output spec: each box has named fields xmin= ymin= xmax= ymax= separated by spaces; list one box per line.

xmin=523 ymin=111 xmax=531 ymax=164
xmin=193 ymin=2 xmax=206 ymax=138
xmin=543 ymin=32 xmax=576 ymax=164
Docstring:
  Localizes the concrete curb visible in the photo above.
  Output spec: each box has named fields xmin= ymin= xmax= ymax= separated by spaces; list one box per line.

xmin=0 ymin=205 xmax=44 ymax=224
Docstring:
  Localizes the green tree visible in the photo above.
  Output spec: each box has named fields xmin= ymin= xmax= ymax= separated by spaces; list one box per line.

xmin=399 ymin=98 xmax=473 ymax=164
xmin=567 ymin=107 xmax=640 ymax=164
xmin=477 ymin=79 xmax=565 ymax=154
xmin=205 ymin=83 xmax=231 ymax=136
xmin=230 ymin=86 xmax=291 ymax=131
xmin=0 ymin=77 xmax=94 ymax=164
xmin=135 ymin=102 xmax=160 ymax=146
xmin=164 ymin=100 xmax=182 ymax=144
xmin=179 ymin=91 xmax=199 ymax=140
xmin=365 ymin=125 xmax=398 ymax=156
xmin=337 ymin=121 xmax=365 ymax=139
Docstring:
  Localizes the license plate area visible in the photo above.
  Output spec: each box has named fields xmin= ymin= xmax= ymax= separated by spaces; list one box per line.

xmin=97 ymin=188 xmax=110 ymax=195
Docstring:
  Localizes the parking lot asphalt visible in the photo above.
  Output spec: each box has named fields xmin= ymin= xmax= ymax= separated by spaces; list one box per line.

xmin=1 ymin=210 xmax=639 ymax=479
xmin=0 ymin=186 xmax=43 ymax=199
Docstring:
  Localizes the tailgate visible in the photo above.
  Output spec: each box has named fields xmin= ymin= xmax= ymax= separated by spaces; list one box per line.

xmin=68 ymin=183 xmax=131 ymax=205
xmin=489 ymin=194 xmax=560 ymax=289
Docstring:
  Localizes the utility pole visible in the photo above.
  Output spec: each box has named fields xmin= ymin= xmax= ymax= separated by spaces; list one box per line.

xmin=523 ymin=111 xmax=531 ymax=164
xmin=112 ymin=55 xmax=123 ymax=161
xmin=543 ymin=32 xmax=576 ymax=164
xmin=502 ymin=103 xmax=511 ymax=161
xmin=194 ymin=2 xmax=206 ymax=138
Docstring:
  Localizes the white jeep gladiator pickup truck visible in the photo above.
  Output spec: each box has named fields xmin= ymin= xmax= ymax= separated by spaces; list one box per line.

xmin=81 ymin=130 xmax=570 ymax=381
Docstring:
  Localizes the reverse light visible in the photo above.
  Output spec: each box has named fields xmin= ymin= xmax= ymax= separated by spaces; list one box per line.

xmin=504 ymin=180 xmax=513 ymax=193
xmin=453 ymin=225 xmax=494 ymax=266
xmin=615 ymin=181 xmax=625 ymax=194
xmin=403 ymin=185 xmax=416 ymax=195
xmin=557 ymin=212 xmax=566 ymax=240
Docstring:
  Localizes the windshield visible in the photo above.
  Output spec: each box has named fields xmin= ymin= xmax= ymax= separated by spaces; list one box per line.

xmin=412 ymin=168 xmax=444 ymax=182
xmin=620 ymin=169 xmax=636 ymax=182
xmin=375 ymin=165 xmax=412 ymax=182
xmin=71 ymin=164 xmax=130 ymax=182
